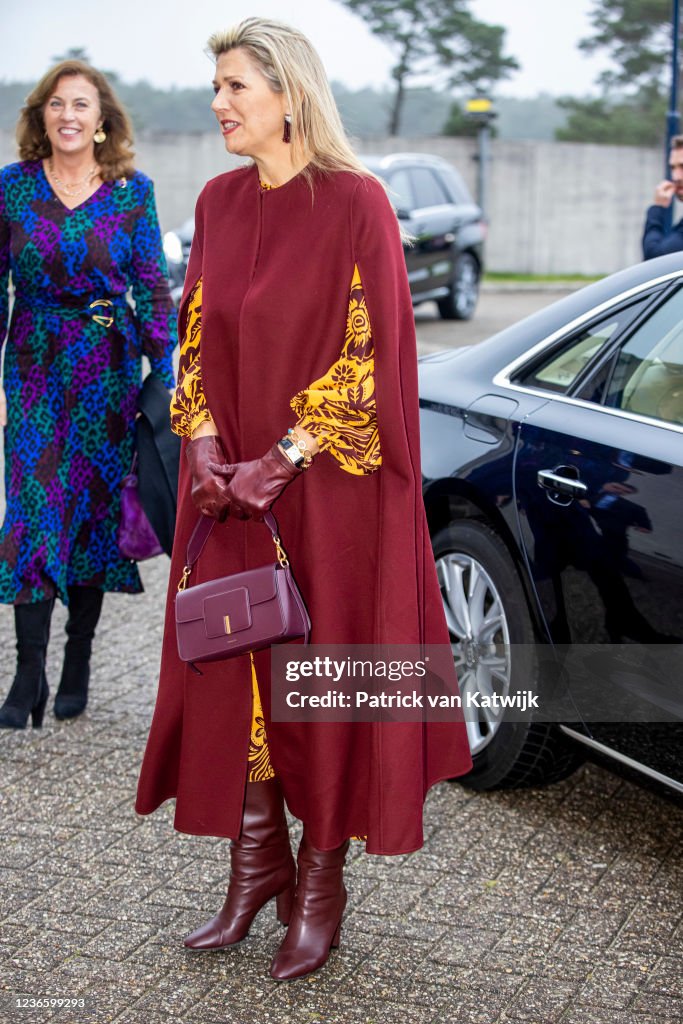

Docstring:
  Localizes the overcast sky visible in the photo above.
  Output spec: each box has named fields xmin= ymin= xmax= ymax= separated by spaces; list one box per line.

xmin=1 ymin=0 xmax=611 ymax=98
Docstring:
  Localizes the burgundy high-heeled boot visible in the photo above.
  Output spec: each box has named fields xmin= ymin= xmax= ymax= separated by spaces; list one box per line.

xmin=269 ymin=828 xmax=349 ymax=981
xmin=184 ymin=779 xmax=295 ymax=950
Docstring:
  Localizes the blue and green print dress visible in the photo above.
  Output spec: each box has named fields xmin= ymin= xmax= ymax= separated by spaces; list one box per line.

xmin=0 ymin=160 xmax=176 ymax=604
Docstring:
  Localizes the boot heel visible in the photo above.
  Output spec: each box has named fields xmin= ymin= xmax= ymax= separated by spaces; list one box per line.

xmin=331 ymin=920 xmax=342 ymax=949
xmin=30 ymin=672 xmax=49 ymax=729
xmin=276 ymin=885 xmax=294 ymax=925
xmin=31 ymin=696 xmax=47 ymax=728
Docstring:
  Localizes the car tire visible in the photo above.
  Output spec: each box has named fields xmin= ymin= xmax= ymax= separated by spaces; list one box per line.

xmin=437 ymin=252 xmax=480 ymax=321
xmin=432 ymin=520 xmax=584 ymax=790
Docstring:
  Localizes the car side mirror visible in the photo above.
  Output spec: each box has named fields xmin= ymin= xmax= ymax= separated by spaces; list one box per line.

xmin=396 ymin=207 xmax=412 ymax=220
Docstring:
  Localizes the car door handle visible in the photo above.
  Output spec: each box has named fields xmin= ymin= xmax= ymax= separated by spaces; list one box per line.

xmin=537 ymin=469 xmax=588 ymax=499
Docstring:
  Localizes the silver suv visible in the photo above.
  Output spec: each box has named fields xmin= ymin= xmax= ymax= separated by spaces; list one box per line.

xmin=362 ymin=152 xmax=486 ymax=320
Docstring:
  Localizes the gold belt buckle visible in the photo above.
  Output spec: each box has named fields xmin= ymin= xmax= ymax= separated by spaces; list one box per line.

xmin=89 ymin=299 xmax=114 ymax=328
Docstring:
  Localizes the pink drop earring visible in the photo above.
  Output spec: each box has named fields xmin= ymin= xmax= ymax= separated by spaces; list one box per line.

xmin=283 ymin=115 xmax=292 ymax=143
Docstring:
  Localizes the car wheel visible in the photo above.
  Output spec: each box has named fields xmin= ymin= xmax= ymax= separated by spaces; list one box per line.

xmin=433 ymin=520 xmax=583 ymax=789
xmin=437 ymin=252 xmax=480 ymax=321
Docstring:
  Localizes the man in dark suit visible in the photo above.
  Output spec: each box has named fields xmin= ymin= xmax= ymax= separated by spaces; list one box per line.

xmin=642 ymin=135 xmax=683 ymax=259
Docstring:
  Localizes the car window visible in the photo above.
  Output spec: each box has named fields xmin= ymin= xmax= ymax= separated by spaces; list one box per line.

xmin=387 ymin=169 xmax=415 ymax=213
xmin=513 ymin=299 xmax=649 ymax=395
xmin=605 ymin=287 xmax=683 ymax=426
xmin=410 ymin=168 xmax=450 ymax=209
xmin=436 ymin=165 xmax=471 ymax=204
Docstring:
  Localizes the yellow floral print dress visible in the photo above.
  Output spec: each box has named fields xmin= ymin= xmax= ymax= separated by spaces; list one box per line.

xmin=171 ymin=265 xmax=380 ymax=781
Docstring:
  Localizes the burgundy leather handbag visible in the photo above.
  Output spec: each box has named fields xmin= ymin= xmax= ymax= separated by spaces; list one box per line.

xmin=175 ymin=511 xmax=310 ymax=668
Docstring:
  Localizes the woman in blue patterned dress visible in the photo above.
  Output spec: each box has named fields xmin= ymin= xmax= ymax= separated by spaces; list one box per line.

xmin=0 ymin=60 xmax=176 ymax=729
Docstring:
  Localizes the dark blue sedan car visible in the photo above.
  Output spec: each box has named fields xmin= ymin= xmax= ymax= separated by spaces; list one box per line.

xmin=419 ymin=254 xmax=683 ymax=794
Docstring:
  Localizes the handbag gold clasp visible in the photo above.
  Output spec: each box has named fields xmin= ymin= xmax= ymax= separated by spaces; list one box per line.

xmin=177 ymin=565 xmax=192 ymax=591
xmin=89 ymin=298 xmax=114 ymax=328
xmin=273 ymin=535 xmax=289 ymax=567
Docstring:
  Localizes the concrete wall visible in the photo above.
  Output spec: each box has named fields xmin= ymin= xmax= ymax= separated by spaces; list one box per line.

xmin=358 ymin=136 xmax=661 ymax=275
xmin=0 ymin=130 xmax=665 ymax=275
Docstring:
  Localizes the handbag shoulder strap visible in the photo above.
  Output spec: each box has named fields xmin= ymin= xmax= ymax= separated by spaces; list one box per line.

xmin=185 ymin=515 xmax=214 ymax=568
xmin=179 ymin=510 xmax=283 ymax=590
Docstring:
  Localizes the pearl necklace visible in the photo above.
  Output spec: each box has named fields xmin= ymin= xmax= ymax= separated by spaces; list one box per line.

xmin=47 ymin=159 xmax=98 ymax=197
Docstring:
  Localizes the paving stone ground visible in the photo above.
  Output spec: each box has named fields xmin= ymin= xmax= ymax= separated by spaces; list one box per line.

xmin=1 ymin=558 xmax=683 ymax=1024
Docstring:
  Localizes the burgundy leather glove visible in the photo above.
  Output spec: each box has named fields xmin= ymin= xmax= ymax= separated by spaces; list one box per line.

xmin=185 ymin=435 xmax=232 ymax=521
xmin=209 ymin=444 xmax=301 ymax=521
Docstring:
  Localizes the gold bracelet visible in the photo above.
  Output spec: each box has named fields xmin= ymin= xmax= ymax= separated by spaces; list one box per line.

xmin=288 ymin=427 xmax=314 ymax=469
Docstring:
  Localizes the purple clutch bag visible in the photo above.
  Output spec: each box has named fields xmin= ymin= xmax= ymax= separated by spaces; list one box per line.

xmin=118 ymin=457 xmax=164 ymax=561
xmin=175 ymin=511 xmax=310 ymax=668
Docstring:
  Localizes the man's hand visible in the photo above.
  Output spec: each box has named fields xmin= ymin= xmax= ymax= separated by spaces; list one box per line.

xmin=654 ymin=180 xmax=677 ymax=207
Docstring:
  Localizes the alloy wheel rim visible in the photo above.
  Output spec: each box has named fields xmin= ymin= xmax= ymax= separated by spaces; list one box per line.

xmin=436 ymin=550 xmax=511 ymax=755
xmin=455 ymin=259 xmax=478 ymax=316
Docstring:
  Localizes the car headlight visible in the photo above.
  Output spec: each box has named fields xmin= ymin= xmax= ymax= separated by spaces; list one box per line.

xmin=163 ymin=231 xmax=183 ymax=264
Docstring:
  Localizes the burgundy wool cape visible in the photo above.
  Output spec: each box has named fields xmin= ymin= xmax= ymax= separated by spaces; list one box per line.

xmin=135 ymin=164 xmax=472 ymax=854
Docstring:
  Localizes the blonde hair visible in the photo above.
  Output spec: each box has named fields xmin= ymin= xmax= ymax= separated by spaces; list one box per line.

xmin=16 ymin=60 xmax=135 ymax=180
xmin=207 ymin=17 xmax=375 ymax=186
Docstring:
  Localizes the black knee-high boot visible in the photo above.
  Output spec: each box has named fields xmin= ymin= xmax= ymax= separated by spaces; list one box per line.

xmin=54 ymin=586 xmax=104 ymax=721
xmin=0 ymin=599 xmax=55 ymax=730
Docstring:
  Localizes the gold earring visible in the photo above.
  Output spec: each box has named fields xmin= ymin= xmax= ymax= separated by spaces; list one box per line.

xmin=94 ymin=126 xmax=106 ymax=144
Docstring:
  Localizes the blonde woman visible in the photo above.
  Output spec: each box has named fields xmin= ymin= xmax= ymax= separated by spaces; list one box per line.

xmin=136 ymin=18 xmax=471 ymax=980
